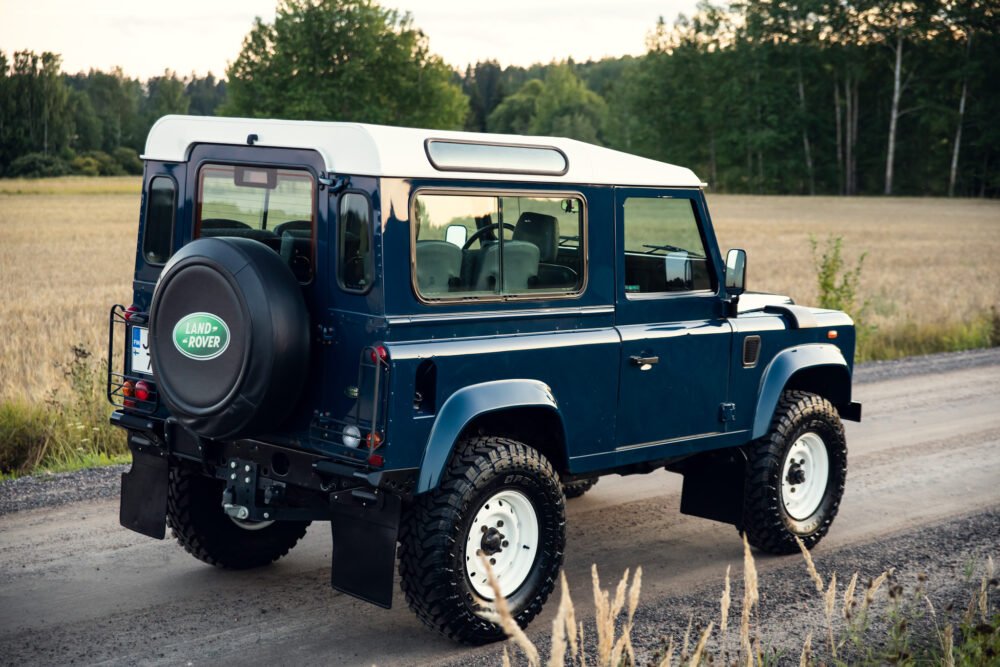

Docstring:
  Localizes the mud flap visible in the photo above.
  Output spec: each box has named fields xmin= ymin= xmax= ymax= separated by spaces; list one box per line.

xmin=678 ymin=450 xmax=747 ymax=527
xmin=120 ymin=449 xmax=168 ymax=539
xmin=330 ymin=491 xmax=402 ymax=609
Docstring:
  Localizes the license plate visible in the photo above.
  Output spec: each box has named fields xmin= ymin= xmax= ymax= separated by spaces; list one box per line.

xmin=131 ymin=326 xmax=152 ymax=375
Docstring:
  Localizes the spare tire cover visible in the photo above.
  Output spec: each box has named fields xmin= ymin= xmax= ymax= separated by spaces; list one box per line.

xmin=149 ymin=237 xmax=310 ymax=440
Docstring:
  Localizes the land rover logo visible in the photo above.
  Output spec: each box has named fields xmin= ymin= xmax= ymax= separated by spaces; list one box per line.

xmin=172 ymin=312 xmax=230 ymax=360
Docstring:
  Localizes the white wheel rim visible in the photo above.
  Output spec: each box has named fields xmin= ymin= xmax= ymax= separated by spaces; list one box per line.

xmin=781 ymin=432 xmax=830 ymax=520
xmin=464 ymin=489 xmax=539 ymax=600
xmin=229 ymin=517 xmax=275 ymax=531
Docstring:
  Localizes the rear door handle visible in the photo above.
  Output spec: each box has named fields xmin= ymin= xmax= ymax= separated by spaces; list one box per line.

xmin=630 ymin=355 xmax=659 ymax=370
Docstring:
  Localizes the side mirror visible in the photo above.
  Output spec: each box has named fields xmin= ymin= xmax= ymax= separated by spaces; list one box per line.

xmin=445 ymin=224 xmax=468 ymax=248
xmin=725 ymin=248 xmax=747 ymax=296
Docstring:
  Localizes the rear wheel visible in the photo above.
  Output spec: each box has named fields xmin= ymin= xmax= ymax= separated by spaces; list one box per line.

xmin=742 ymin=390 xmax=847 ymax=554
xmin=166 ymin=466 xmax=309 ymax=569
xmin=562 ymin=477 xmax=598 ymax=499
xmin=398 ymin=437 xmax=565 ymax=644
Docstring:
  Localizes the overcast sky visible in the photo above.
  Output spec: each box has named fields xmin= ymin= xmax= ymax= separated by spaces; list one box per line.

xmin=0 ymin=0 xmax=702 ymax=79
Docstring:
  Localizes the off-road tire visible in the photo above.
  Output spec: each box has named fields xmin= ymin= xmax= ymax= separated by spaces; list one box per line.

xmin=397 ymin=437 xmax=566 ymax=644
xmin=742 ymin=390 xmax=847 ymax=555
xmin=166 ymin=466 xmax=309 ymax=569
xmin=562 ymin=477 xmax=598 ymax=499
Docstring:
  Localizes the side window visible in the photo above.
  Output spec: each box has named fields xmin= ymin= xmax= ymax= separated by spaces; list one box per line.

xmin=195 ymin=164 xmax=316 ymax=282
xmin=142 ymin=177 xmax=175 ymax=265
xmin=338 ymin=193 xmax=373 ymax=292
xmin=412 ymin=192 xmax=585 ymax=301
xmin=623 ymin=197 xmax=713 ymax=294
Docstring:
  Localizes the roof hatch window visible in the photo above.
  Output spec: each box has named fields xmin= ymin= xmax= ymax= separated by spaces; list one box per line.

xmin=425 ymin=140 xmax=568 ymax=176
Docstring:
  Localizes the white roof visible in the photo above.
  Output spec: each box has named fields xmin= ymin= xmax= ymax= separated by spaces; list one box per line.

xmin=143 ymin=115 xmax=703 ymax=188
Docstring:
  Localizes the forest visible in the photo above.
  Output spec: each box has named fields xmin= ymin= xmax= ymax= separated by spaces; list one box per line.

xmin=1 ymin=0 xmax=997 ymax=197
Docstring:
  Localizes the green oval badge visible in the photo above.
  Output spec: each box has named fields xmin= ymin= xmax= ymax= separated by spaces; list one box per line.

xmin=172 ymin=312 xmax=231 ymax=360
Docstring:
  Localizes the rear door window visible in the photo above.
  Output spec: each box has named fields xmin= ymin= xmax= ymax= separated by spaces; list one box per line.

xmin=195 ymin=164 xmax=316 ymax=282
xmin=142 ymin=176 xmax=176 ymax=265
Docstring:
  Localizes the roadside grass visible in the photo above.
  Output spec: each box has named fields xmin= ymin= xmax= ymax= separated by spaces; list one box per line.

xmin=0 ymin=345 xmax=126 ymax=477
xmin=486 ymin=537 xmax=999 ymax=666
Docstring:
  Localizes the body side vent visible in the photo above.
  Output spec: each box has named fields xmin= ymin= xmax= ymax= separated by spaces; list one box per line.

xmin=743 ymin=335 xmax=762 ymax=368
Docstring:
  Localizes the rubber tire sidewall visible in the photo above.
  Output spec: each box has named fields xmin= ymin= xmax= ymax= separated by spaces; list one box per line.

xmin=166 ymin=466 xmax=309 ymax=569
xmin=398 ymin=437 xmax=566 ymax=644
xmin=743 ymin=391 xmax=847 ymax=554
xmin=562 ymin=477 xmax=598 ymax=499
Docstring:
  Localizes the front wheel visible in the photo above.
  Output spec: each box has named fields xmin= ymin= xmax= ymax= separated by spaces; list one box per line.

xmin=742 ymin=391 xmax=847 ymax=554
xmin=397 ymin=437 xmax=565 ymax=644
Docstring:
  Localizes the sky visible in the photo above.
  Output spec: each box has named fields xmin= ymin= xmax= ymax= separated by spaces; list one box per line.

xmin=0 ymin=0 xmax=702 ymax=79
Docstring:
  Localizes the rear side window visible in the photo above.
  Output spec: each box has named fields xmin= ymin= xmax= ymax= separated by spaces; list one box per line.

xmin=195 ymin=164 xmax=316 ymax=282
xmin=412 ymin=191 xmax=585 ymax=301
xmin=143 ymin=176 xmax=175 ymax=265
xmin=623 ymin=197 xmax=713 ymax=294
xmin=338 ymin=193 xmax=373 ymax=293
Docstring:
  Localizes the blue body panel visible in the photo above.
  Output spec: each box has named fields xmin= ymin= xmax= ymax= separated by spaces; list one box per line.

xmin=127 ymin=149 xmax=859 ymax=495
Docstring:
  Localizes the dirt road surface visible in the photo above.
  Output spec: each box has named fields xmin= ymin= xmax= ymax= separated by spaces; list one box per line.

xmin=1 ymin=351 xmax=998 ymax=665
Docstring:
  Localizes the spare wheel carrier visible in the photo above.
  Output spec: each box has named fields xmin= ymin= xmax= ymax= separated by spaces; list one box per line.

xmin=148 ymin=237 xmax=310 ymax=440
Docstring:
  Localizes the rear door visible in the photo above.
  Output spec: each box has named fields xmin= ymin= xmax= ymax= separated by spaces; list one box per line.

xmin=613 ymin=188 xmax=732 ymax=462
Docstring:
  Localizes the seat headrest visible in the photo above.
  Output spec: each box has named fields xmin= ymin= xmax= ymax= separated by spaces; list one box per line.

xmin=513 ymin=213 xmax=559 ymax=263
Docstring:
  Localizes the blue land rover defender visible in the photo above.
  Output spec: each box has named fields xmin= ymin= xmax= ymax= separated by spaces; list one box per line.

xmin=109 ymin=116 xmax=861 ymax=643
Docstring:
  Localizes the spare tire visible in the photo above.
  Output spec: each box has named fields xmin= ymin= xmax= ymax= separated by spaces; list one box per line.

xmin=148 ymin=237 xmax=309 ymax=440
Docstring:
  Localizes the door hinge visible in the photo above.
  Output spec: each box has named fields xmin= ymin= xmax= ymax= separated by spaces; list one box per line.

xmin=719 ymin=403 xmax=736 ymax=423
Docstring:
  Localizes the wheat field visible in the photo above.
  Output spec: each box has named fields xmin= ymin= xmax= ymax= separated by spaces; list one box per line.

xmin=1 ymin=179 xmax=998 ymax=401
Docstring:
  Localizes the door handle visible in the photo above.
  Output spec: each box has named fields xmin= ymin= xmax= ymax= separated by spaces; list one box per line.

xmin=629 ymin=355 xmax=659 ymax=370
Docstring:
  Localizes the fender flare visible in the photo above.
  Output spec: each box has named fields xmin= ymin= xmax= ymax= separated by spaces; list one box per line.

xmin=415 ymin=379 xmax=562 ymax=494
xmin=751 ymin=344 xmax=850 ymax=439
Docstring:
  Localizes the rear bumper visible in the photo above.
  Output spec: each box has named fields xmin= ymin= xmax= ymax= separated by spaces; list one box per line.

xmin=110 ymin=410 xmax=417 ymax=510
xmin=112 ymin=411 xmax=415 ymax=608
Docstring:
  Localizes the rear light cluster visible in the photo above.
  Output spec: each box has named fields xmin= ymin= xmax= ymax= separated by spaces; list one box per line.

xmin=369 ymin=345 xmax=388 ymax=364
xmin=122 ymin=379 xmax=156 ymax=409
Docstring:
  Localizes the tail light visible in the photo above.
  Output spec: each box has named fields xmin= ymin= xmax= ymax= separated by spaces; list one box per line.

xmin=123 ymin=380 xmax=136 ymax=408
xmin=369 ymin=345 xmax=388 ymax=364
xmin=124 ymin=304 xmax=141 ymax=322
xmin=135 ymin=380 xmax=152 ymax=402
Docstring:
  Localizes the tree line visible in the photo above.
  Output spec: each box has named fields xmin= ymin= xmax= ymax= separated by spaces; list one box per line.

xmin=1 ymin=0 xmax=997 ymax=197
xmin=0 ymin=52 xmax=224 ymax=177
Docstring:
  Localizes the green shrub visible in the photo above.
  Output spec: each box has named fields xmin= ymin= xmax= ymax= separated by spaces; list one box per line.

xmin=82 ymin=150 xmax=126 ymax=176
xmin=112 ymin=147 xmax=143 ymax=175
xmin=7 ymin=152 xmax=71 ymax=178
xmin=70 ymin=155 xmax=101 ymax=176
xmin=810 ymin=236 xmax=874 ymax=352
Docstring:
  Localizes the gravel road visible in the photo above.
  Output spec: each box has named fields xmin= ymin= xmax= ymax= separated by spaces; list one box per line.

xmin=0 ymin=348 xmax=998 ymax=665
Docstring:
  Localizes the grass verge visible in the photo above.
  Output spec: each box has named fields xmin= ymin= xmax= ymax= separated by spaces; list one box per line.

xmin=486 ymin=536 xmax=999 ymax=666
xmin=860 ymin=310 xmax=1000 ymax=362
xmin=0 ymin=345 xmax=125 ymax=478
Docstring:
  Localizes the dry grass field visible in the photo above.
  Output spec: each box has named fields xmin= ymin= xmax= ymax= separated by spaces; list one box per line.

xmin=1 ymin=180 xmax=999 ymax=404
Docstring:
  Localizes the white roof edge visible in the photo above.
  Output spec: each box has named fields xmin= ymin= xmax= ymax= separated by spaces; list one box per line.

xmin=142 ymin=115 xmax=703 ymax=188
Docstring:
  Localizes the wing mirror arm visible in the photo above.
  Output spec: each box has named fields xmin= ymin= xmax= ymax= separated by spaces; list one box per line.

xmin=724 ymin=248 xmax=747 ymax=318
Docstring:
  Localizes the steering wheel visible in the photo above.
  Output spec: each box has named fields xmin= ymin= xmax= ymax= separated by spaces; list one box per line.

xmin=462 ymin=222 xmax=516 ymax=250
